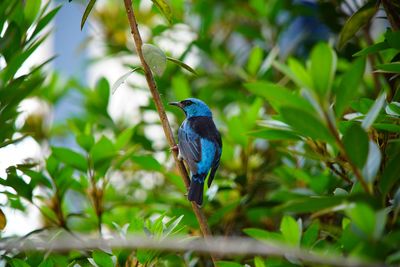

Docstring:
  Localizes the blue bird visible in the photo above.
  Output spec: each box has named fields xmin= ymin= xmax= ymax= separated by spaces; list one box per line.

xmin=169 ymin=98 xmax=222 ymax=206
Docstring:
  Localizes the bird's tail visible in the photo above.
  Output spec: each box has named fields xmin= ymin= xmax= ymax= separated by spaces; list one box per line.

xmin=188 ymin=175 xmax=204 ymax=206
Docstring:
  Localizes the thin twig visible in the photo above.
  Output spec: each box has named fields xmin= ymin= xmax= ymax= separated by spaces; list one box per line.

xmin=122 ymin=0 xmax=216 ymax=264
xmin=0 ymin=233 xmax=387 ymax=267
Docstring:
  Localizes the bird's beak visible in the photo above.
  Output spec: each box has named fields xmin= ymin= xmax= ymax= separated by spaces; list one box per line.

xmin=169 ymin=101 xmax=182 ymax=108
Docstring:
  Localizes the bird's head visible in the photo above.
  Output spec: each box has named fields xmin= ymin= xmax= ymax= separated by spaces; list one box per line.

xmin=169 ymin=98 xmax=212 ymax=118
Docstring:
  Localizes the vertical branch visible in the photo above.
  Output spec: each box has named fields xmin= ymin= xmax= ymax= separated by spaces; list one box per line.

xmin=122 ymin=0 xmax=217 ymax=264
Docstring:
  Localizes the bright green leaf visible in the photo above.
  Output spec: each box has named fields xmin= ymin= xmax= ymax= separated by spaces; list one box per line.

xmin=52 ymin=147 xmax=87 ymax=172
xmin=310 ymin=43 xmax=337 ymax=98
xmin=115 ymin=127 xmax=134 ymax=150
xmin=92 ymin=250 xmax=114 ymax=267
xmin=353 ymin=42 xmax=389 ymax=57
xmin=346 ymin=203 xmax=375 ymax=239
xmin=10 ymin=259 xmax=30 ymax=267
xmin=131 ymin=155 xmax=162 ymax=172
xmin=288 ymin=58 xmax=312 ymax=89
xmin=76 ymin=134 xmax=95 ymax=152
xmin=24 ymin=0 xmax=41 ymax=24
xmin=90 ymin=136 xmax=115 ymax=166
xmin=216 ymin=261 xmax=243 ymax=267
xmin=247 ymin=46 xmax=263 ymax=75
xmin=254 ymin=257 xmax=266 ymax=267
xmin=243 ymin=228 xmax=283 ymax=243
xmin=38 ymin=258 xmax=54 ymax=267
xmin=280 ymin=215 xmax=301 ymax=246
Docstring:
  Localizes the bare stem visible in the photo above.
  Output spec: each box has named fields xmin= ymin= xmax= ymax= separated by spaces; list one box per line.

xmin=122 ymin=0 xmax=216 ymax=264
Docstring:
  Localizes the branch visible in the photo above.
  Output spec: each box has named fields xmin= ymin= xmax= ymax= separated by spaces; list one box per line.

xmin=122 ymin=0 xmax=216 ymax=264
xmin=0 ymin=233 xmax=386 ymax=267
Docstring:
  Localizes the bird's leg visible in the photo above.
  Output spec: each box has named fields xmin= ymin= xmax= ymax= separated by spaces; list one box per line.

xmin=170 ymin=144 xmax=183 ymax=160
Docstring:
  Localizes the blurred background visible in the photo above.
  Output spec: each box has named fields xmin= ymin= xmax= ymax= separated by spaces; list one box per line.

xmin=1 ymin=0 xmax=400 ymax=266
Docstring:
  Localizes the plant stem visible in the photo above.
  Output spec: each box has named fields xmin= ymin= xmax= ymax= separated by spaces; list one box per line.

xmin=122 ymin=0 xmax=216 ymax=264
xmin=323 ymin=111 xmax=372 ymax=194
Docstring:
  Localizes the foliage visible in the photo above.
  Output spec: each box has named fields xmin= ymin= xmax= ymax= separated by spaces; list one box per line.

xmin=1 ymin=0 xmax=400 ymax=266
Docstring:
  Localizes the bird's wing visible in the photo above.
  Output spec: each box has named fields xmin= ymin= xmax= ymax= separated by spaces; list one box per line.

xmin=207 ymin=131 xmax=222 ymax=187
xmin=178 ymin=122 xmax=201 ymax=173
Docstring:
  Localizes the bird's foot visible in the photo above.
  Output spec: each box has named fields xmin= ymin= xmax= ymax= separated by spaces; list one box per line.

xmin=171 ymin=144 xmax=183 ymax=160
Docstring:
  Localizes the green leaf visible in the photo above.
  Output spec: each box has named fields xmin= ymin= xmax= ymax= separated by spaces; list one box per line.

xmin=92 ymin=250 xmax=114 ymax=267
xmin=302 ymin=221 xmax=319 ymax=247
xmin=380 ymin=152 xmax=400 ymax=194
xmin=280 ymin=215 xmax=301 ymax=246
xmin=76 ymin=134 xmax=95 ymax=152
xmin=254 ymin=257 xmax=266 ymax=267
xmin=38 ymin=258 xmax=54 ymax=267
xmin=310 ymin=43 xmax=337 ymax=98
xmin=245 ymin=82 xmax=312 ymax=111
xmin=248 ymin=129 xmax=300 ymax=141
xmin=243 ymin=228 xmax=283 ymax=243
xmin=90 ymin=136 xmax=116 ymax=166
xmin=131 ymin=155 xmax=162 ymax=172
xmin=361 ymin=93 xmax=386 ymax=129
xmin=81 ymin=0 xmax=97 ymax=30
xmin=335 ymin=57 xmax=365 ymax=116
xmin=111 ymin=67 xmax=143 ymax=94
xmin=115 ymin=127 xmax=134 ymax=150
xmin=167 ymin=57 xmax=197 ymax=75
xmin=24 ymin=0 xmax=41 ymax=24
xmin=163 ymin=215 xmax=184 ymax=236
xmin=10 ymin=259 xmax=31 ymax=267
xmin=52 ymin=147 xmax=87 ymax=172
xmin=288 ymin=58 xmax=312 ymax=89
xmin=30 ymin=6 xmax=61 ymax=41
xmin=247 ymin=46 xmax=263 ymax=75
xmin=342 ymin=123 xmax=369 ymax=169
xmin=338 ymin=1 xmax=378 ymax=49
xmin=385 ymin=29 xmax=400 ymax=50
xmin=362 ymin=141 xmax=381 ymax=184
xmin=353 ymin=41 xmax=389 ymax=57
xmin=216 ymin=261 xmax=243 ymax=267
xmin=280 ymin=106 xmax=334 ymax=143
xmin=375 ymin=62 xmax=400 ymax=73
xmin=151 ymin=0 xmax=173 ymax=24
xmin=345 ymin=203 xmax=375 ymax=239
xmin=142 ymin=44 xmax=167 ymax=76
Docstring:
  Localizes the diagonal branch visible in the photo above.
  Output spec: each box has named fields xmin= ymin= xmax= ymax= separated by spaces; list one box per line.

xmin=122 ymin=0 xmax=216 ymax=264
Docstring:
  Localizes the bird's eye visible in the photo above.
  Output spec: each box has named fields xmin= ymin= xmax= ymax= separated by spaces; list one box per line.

xmin=182 ymin=100 xmax=194 ymax=106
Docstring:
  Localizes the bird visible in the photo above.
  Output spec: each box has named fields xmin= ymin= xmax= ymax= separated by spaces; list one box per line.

xmin=169 ymin=98 xmax=222 ymax=206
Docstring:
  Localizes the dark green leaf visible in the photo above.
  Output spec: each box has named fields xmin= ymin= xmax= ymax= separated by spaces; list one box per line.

xmin=52 ymin=147 xmax=87 ymax=172
xmin=380 ymin=151 xmax=400 ymax=194
xmin=38 ymin=258 xmax=54 ymax=267
xmin=302 ymin=221 xmax=319 ymax=247
xmin=375 ymin=62 xmax=400 ymax=73
xmin=280 ymin=106 xmax=334 ymax=143
xmin=345 ymin=203 xmax=375 ymax=238
xmin=76 ymin=134 xmax=95 ymax=152
xmin=353 ymin=42 xmax=389 ymax=57
xmin=385 ymin=29 xmax=400 ymax=49
xmin=335 ymin=57 xmax=365 ymax=116
xmin=81 ymin=0 xmax=97 ymax=30
xmin=243 ymin=228 xmax=283 ymax=243
xmin=342 ymin=123 xmax=369 ymax=169
xmin=167 ymin=57 xmax=197 ymax=75
xmin=338 ymin=1 xmax=378 ymax=49
xmin=248 ymin=129 xmax=300 ymax=141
